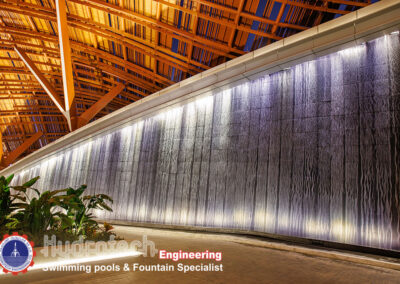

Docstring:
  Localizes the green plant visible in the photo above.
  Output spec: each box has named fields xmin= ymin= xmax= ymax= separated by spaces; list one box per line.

xmin=7 ymin=177 xmax=71 ymax=243
xmin=0 ymin=174 xmax=15 ymax=228
xmin=0 ymin=175 xmax=117 ymax=246
xmin=60 ymin=185 xmax=113 ymax=237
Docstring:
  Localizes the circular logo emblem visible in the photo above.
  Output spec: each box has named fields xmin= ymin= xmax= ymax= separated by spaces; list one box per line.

xmin=0 ymin=233 xmax=35 ymax=275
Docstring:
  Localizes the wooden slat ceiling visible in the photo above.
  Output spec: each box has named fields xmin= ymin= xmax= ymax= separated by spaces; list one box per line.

xmin=0 ymin=0 xmax=372 ymax=165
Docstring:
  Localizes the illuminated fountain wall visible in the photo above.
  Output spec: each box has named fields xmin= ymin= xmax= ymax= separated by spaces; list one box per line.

xmin=13 ymin=34 xmax=400 ymax=251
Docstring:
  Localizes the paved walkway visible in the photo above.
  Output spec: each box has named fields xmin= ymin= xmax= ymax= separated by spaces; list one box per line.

xmin=1 ymin=226 xmax=400 ymax=283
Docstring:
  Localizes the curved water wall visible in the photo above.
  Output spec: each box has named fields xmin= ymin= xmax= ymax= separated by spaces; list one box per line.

xmin=10 ymin=34 xmax=400 ymax=251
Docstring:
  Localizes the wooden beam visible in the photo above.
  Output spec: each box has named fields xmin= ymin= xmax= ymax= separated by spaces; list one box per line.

xmin=2 ymin=27 xmax=180 ymax=85
xmin=77 ymin=83 xmax=125 ymax=128
xmin=272 ymin=3 xmax=287 ymax=35
xmin=1 ymin=48 xmax=160 ymax=97
xmin=0 ymin=121 xmax=68 ymax=127
xmin=0 ymin=114 xmax=65 ymax=118
xmin=0 ymin=56 xmax=60 ymax=68
xmin=0 ymin=38 xmax=61 ymax=56
xmin=2 ymin=25 xmax=199 ymax=79
xmin=236 ymin=26 xmax=282 ymax=41
xmin=13 ymin=46 xmax=66 ymax=114
xmin=2 ymin=131 xmax=43 ymax=166
xmin=153 ymin=1 xmax=161 ymax=75
xmin=229 ymin=0 xmax=246 ymax=47
xmin=187 ymin=1 xmax=199 ymax=62
xmin=314 ymin=1 xmax=329 ymax=26
xmin=2 ymin=132 xmax=64 ymax=139
xmin=69 ymin=0 xmax=245 ymax=54
xmin=0 ymin=2 xmax=238 ymax=66
xmin=56 ymin=0 xmax=76 ymax=131
xmin=278 ymin=0 xmax=350 ymax=14
xmin=325 ymin=0 xmax=368 ymax=8
xmin=156 ymin=0 xmax=290 ymax=41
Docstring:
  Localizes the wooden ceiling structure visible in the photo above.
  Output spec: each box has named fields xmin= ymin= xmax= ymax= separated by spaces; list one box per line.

xmin=0 ymin=0 xmax=373 ymax=168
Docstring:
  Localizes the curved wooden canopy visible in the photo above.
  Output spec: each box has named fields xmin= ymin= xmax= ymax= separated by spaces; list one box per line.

xmin=0 ymin=0 xmax=372 ymax=167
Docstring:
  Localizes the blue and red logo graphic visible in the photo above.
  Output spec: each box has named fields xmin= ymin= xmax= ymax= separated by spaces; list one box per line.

xmin=0 ymin=232 xmax=35 ymax=275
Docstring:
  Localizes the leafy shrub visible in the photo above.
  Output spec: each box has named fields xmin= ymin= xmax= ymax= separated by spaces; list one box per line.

xmin=0 ymin=174 xmax=15 ymax=228
xmin=0 ymin=175 xmax=116 ymax=246
xmin=59 ymin=185 xmax=113 ymax=237
xmin=7 ymin=180 xmax=71 ymax=244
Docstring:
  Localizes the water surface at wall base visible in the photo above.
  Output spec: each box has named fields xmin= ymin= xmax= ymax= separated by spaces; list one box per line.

xmin=13 ymin=34 xmax=400 ymax=251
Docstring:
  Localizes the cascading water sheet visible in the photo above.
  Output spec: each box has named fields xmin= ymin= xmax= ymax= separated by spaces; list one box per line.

xmin=12 ymin=34 xmax=400 ymax=251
